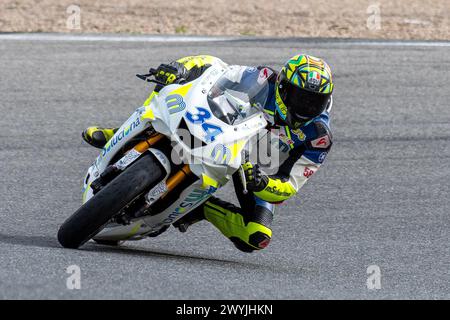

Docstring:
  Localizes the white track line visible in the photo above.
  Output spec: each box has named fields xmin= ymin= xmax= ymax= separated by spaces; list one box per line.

xmin=334 ymin=40 xmax=450 ymax=47
xmin=0 ymin=33 xmax=449 ymax=47
xmin=0 ymin=33 xmax=238 ymax=42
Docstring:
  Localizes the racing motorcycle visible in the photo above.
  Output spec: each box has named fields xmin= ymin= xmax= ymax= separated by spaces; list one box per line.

xmin=57 ymin=62 xmax=270 ymax=249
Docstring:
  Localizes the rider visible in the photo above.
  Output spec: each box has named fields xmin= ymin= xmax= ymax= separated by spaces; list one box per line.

xmin=82 ymin=55 xmax=334 ymax=253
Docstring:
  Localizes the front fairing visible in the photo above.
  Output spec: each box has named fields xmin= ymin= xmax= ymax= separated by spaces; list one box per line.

xmin=144 ymin=65 xmax=268 ymax=185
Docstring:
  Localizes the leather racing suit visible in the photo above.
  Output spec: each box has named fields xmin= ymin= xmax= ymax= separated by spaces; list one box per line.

xmin=157 ymin=55 xmax=333 ymax=253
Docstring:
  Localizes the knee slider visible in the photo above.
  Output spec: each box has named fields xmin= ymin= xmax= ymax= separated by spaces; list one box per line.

xmin=249 ymin=231 xmax=271 ymax=250
xmin=230 ymin=237 xmax=255 ymax=253
xmin=229 ymin=230 xmax=271 ymax=253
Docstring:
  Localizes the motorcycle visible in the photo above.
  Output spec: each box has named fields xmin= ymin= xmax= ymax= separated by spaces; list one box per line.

xmin=57 ymin=62 xmax=271 ymax=249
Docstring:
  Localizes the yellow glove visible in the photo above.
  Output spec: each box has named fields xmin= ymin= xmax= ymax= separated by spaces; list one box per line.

xmin=242 ymin=162 xmax=268 ymax=192
xmin=154 ymin=64 xmax=181 ymax=85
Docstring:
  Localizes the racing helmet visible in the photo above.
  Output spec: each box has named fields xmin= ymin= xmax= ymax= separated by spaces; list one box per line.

xmin=275 ymin=54 xmax=334 ymax=128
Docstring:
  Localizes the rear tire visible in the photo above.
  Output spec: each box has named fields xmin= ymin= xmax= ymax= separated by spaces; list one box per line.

xmin=57 ymin=153 xmax=164 ymax=249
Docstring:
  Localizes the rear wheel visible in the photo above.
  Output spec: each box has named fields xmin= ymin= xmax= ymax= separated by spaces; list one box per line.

xmin=57 ymin=153 xmax=164 ymax=249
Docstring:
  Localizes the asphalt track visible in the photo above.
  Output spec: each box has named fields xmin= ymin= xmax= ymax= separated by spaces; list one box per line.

xmin=0 ymin=34 xmax=449 ymax=299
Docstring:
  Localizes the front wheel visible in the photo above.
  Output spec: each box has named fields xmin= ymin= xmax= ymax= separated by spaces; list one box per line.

xmin=57 ymin=153 xmax=164 ymax=249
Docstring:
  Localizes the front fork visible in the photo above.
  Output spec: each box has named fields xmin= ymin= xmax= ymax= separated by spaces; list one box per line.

xmin=131 ymin=133 xmax=197 ymax=209
xmin=92 ymin=133 xmax=195 ymax=200
xmin=104 ymin=132 xmax=197 ymax=226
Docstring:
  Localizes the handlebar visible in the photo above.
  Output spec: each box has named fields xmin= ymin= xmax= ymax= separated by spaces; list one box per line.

xmin=239 ymin=150 xmax=250 ymax=195
xmin=136 ymin=67 xmax=186 ymax=86
xmin=136 ymin=68 xmax=167 ymax=86
xmin=239 ymin=166 xmax=248 ymax=195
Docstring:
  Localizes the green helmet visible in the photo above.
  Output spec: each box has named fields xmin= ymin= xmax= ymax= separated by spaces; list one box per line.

xmin=275 ymin=54 xmax=334 ymax=128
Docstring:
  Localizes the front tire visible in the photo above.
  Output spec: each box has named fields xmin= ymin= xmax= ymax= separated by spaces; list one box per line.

xmin=57 ymin=153 xmax=164 ymax=249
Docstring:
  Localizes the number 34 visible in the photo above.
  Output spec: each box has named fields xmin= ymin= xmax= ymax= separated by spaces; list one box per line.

xmin=186 ymin=107 xmax=223 ymax=142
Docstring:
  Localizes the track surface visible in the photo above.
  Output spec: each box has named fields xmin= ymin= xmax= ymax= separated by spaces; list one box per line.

xmin=0 ymin=36 xmax=449 ymax=299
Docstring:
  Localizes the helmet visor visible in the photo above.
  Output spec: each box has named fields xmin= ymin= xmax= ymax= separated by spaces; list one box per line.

xmin=279 ymin=79 xmax=330 ymax=121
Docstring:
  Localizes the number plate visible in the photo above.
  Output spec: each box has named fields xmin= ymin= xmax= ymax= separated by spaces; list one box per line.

xmin=114 ymin=149 xmax=142 ymax=170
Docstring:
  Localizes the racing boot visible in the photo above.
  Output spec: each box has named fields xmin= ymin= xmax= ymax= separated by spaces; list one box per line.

xmin=82 ymin=127 xmax=118 ymax=148
xmin=173 ymin=196 xmax=238 ymax=233
xmin=173 ymin=200 xmax=207 ymax=233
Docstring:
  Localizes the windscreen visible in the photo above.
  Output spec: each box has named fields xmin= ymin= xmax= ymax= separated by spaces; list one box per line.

xmin=207 ymin=66 xmax=270 ymax=125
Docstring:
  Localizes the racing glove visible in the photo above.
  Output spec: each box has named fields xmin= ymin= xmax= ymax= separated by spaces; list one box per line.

xmin=242 ymin=162 xmax=268 ymax=192
xmin=154 ymin=63 xmax=182 ymax=85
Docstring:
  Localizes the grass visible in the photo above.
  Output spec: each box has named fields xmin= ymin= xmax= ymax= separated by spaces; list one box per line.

xmin=175 ymin=25 xmax=188 ymax=34
xmin=239 ymin=29 xmax=256 ymax=36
